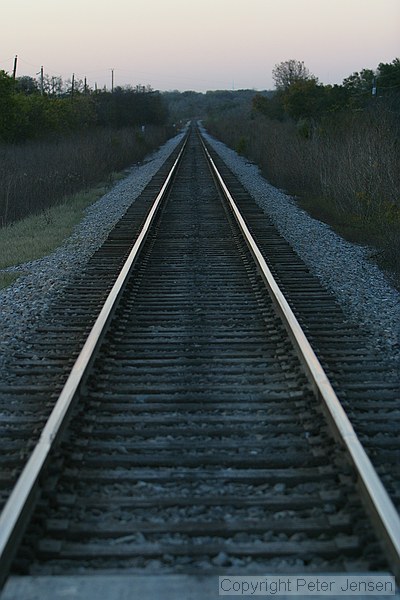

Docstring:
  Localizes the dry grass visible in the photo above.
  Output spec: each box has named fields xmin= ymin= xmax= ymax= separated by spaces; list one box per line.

xmin=0 ymin=126 xmax=168 ymax=226
xmin=0 ymin=125 xmax=172 ymax=291
xmin=205 ymin=109 xmax=400 ymax=287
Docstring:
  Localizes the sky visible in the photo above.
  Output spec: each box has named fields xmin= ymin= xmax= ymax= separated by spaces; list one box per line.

xmin=1 ymin=0 xmax=399 ymax=92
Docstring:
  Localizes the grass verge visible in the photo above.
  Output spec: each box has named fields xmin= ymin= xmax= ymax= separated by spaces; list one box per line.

xmin=0 ymin=179 xmax=113 ymax=287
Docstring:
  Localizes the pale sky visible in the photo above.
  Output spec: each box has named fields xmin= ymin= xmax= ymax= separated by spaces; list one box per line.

xmin=2 ymin=0 xmax=399 ymax=92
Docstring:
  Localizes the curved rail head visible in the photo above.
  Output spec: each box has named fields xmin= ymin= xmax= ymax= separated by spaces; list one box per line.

xmin=0 ymin=133 xmax=189 ymax=590
xmin=199 ymin=131 xmax=400 ymax=582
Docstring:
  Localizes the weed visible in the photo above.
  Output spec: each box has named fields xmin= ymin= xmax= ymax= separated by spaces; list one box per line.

xmin=235 ymin=136 xmax=247 ymax=155
xmin=0 ymin=272 xmax=20 ymax=289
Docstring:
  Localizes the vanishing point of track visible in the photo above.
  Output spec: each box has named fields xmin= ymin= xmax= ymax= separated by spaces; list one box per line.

xmin=0 ymin=125 xmax=399 ymax=592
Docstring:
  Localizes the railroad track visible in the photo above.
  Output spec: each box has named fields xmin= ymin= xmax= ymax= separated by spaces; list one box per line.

xmin=0 ymin=124 xmax=399 ymax=597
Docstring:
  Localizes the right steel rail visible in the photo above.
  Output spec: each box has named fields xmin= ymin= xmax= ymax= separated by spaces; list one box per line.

xmin=201 ymin=134 xmax=400 ymax=580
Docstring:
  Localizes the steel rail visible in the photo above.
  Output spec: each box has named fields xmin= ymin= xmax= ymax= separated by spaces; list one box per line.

xmin=0 ymin=135 xmax=188 ymax=588
xmin=200 ymin=134 xmax=400 ymax=580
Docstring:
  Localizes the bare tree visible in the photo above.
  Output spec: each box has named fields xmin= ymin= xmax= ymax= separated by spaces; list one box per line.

xmin=272 ymin=59 xmax=316 ymax=90
xmin=42 ymin=74 xmax=64 ymax=96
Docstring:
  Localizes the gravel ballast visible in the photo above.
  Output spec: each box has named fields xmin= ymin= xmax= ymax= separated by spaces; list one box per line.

xmin=0 ymin=127 xmax=399 ymax=371
xmin=0 ymin=131 xmax=185 ymax=370
xmin=202 ymin=128 xmax=399 ymax=362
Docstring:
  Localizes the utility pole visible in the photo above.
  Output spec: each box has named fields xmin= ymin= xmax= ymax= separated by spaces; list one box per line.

xmin=12 ymin=55 xmax=18 ymax=79
xmin=40 ymin=66 xmax=44 ymax=95
xmin=84 ymin=76 xmax=87 ymax=95
xmin=71 ymin=73 xmax=75 ymax=99
xmin=111 ymin=68 xmax=114 ymax=93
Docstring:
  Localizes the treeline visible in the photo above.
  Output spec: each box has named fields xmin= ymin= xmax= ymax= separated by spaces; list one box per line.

xmin=0 ymin=70 xmax=173 ymax=226
xmin=205 ymin=58 xmax=400 ymax=283
xmin=252 ymin=58 xmax=400 ymax=124
xmin=163 ymin=89 xmax=259 ymax=122
xmin=0 ymin=71 xmax=168 ymax=143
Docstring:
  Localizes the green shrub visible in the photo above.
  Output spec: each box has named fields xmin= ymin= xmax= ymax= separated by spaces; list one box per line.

xmin=235 ymin=136 xmax=247 ymax=155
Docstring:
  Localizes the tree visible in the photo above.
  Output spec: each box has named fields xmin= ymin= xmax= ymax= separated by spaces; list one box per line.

xmin=94 ymin=86 xmax=168 ymax=128
xmin=377 ymin=58 xmax=400 ymax=91
xmin=15 ymin=76 xmax=39 ymax=95
xmin=43 ymin=74 xmax=64 ymax=96
xmin=282 ymin=79 xmax=325 ymax=119
xmin=272 ymin=59 xmax=316 ymax=90
xmin=342 ymin=68 xmax=375 ymax=95
xmin=252 ymin=93 xmax=285 ymax=120
xmin=0 ymin=71 xmax=21 ymax=141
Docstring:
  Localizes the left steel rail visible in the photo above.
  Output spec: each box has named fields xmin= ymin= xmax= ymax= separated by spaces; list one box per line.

xmin=0 ymin=135 xmax=188 ymax=588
